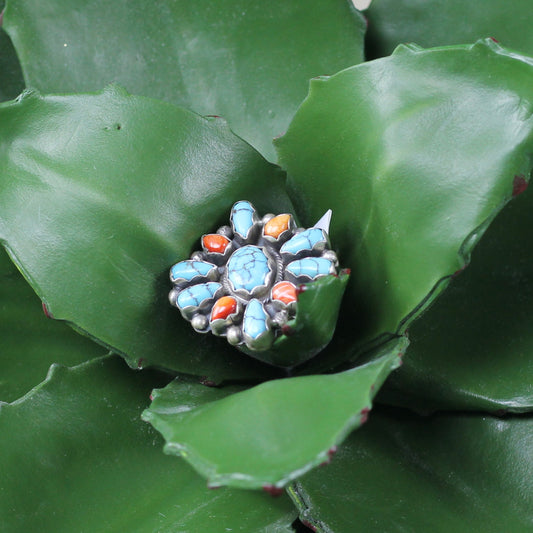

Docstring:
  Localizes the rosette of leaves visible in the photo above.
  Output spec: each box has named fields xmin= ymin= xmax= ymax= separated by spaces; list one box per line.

xmin=0 ymin=1 xmax=532 ymax=531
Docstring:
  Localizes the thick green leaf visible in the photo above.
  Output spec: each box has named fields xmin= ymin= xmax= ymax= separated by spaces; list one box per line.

xmin=0 ymin=9 xmax=24 ymax=102
xmin=143 ymin=336 xmax=407 ymax=490
xmin=0 ymin=246 xmax=104 ymax=402
xmin=4 ymin=0 xmax=366 ymax=161
xmin=0 ymin=356 xmax=298 ymax=532
xmin=366 ymin=0 xmax=533 ymax=60
xmin=0 ymin=87 xmax=294 ymax=380
xmin=275 ymin=40 xmax=533 ymax=369
xmin=290 ymin=408 xmax=533 ymax=533
xmin=380 ymin=182 xmax=533 ymax=414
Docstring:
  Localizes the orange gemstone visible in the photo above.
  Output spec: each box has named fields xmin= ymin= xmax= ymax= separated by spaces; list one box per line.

xmin=264 ymin=214 xmax=291 ymax=239
xmin=271 ymin=281 xmax=297 ymax=305
xmin=202 ymin=234 xmax=230 ymax=254
xmin=211 ymin=296 xmax=238 ymax=321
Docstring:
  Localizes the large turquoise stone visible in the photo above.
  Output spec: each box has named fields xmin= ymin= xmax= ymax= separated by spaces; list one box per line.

xmin=280 ymin=228 xmax=327 ymax=255
xmin=170 ymin=260 xmax=216 ymax=283
xmin=176 ymin=282 xmax=221 ymax=310
xmin=243 ymin=299 xmax=269 ymax=340
xmin=286 ymin=257 xmax=334 ymax=279
xmin=231 ymin=201 xmax=256 ymax=239
xmin=227 ymin=245 xmax=271 ymax=292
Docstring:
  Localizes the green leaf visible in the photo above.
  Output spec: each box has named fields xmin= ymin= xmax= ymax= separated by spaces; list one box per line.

xmin=3 ymin=0 xmax=366 ymax=161
xmin=142 ymin=336 xmax=407 ymax=490
xmin=0 ymin=246 xmax=104 ymax=402
xmin=275 ymin=40 xmax=533 ymax=369
xmin=290 ymin=408 xmax=533 ymax=533
xmin=380 ymin=183 xmax=533 ymax=414
xmin=0 ymin=87 xmax=294 ymax=380
xmin=0 ymin=356 xmax=298 ymax=532
xmin=366 ymin=0 xmax=533 ymax=60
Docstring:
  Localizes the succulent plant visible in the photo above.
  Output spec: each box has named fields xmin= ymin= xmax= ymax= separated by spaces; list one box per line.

xmin=0 ymin=1 xmax=532 ymax=531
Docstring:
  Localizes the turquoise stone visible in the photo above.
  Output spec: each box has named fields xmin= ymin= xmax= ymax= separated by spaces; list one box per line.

xmin=170 ymin=260 xmax=216 ymax=283
xmin=280 ymin=228 xmax=327 ymax=255
xmin=286 ymin=257 xmax=334 ymax=279
xmin=231 ymin=201 xmax=256 ymax=239
xmin=227 ymin=245 xmax=271 ymax=292
xmin=176 ymin=282 xmax=221 ymax=310
xmin=243 ymin=299 xmax=269 ymax=339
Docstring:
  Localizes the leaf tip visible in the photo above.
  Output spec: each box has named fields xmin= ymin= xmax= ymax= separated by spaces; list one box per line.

xmin=308 ymin=75 xmax=331 ymax=93
xmin=102 ymin=83 xmax=131 ymax=99
xmin=42 ymin=301 xmax=54 ymax=319
xmin=204 ymin=114 xmax=228 ymax=126
xmin=263 ymin=484 xmax=285 ymax=497
xmin=512 ymin=174 xmax=528 ymax=197
xmin=15 ymin=88 xmax=42 ymax=104
xmin=452 ymin=263 xmax=469 ymax=278
xmin=391 ymin=42 xmax=424 ymax=56
xmin=199 ymin=377 xmax=218 ymax=387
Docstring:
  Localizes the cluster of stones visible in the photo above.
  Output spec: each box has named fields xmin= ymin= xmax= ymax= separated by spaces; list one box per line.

xmin=169 ymin=201 xmax=338 ymax=352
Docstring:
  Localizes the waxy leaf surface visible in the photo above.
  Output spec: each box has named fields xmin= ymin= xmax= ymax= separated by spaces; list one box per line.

xmin=366 ymin=0 xmax=533 ymax=59
xmin=276 ymin=40 xmax=533 ymax=365
xmin=4 ymin=0 xmax=366 ymax=160
xmin=0 ymin=247 xmax=104 ymax=402
xmin=381 ymin=184 xmax=533 ymax=413
xmin=0 ymin=356 xmax=298 ymax=532
xmin=0 ymin=88 xmax=293 ymax=380
xmin=143 ymin=337 xmax=407 ymax=490
xmin=290 ymin=409 xmax=533 ymax=533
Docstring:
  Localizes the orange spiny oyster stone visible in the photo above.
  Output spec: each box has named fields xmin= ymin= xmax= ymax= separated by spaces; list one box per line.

xmin=264 ymin=214 xmax=291 ymax=239
xmin=271 ymin=281 xmax=297 ymax=305
xmin=202 ymin=234 xmax=230 ymax=253
xmin=211 ymin=296 xmax=238 ymax=321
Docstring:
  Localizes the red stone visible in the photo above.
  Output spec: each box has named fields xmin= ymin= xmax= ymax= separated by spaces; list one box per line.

xmin=211 ymin=296 xmax=237 ymax=321
xmin=202 ymin=234 xmax=230 ymax=253
xmin=271 ymin=281 xmax=297 ymax=304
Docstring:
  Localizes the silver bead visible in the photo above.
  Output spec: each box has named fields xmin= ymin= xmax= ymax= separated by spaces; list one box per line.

xmin=191 ymin=314 xmax=209 ymax=332
xmin=226 ymin=325 xmax=242 ymax=345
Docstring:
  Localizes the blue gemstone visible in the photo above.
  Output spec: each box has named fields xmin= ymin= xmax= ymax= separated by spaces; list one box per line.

xmin=227 ymin=245 xmax=271 ymax=292
xmin=286 ymin=258 xmax=334 ymax=279
xmin=231 ymin=201 xmax=256 ymax=239
xmin=176 ymin=282 xmax=221 ymax=310
xmin=170 ymin=260 xmax=216 ymax=283
xmin=280 ymin=228 xmax=327 ymax=255
xmin=243 ymin=299 xmax=269 ymax=339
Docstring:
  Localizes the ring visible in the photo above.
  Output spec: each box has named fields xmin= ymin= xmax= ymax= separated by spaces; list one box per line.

xmin=169 ymin=201 xmax=338 ymax=353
